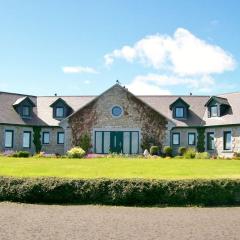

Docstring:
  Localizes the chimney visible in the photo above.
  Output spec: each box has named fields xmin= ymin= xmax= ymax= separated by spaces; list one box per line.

xmin=190 ymin=92 xmax=192 ymax=96
xmin=54 ymin=93 xmax=57 ymax=96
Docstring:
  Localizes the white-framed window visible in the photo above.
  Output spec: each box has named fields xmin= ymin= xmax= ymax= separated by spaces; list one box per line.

xmin=57 ymin=132 xmax=64 ymax=144
xmin=42 ymin=132 xmax=50 ymax=144
xmin=111 ymin=105 xmax=123 ymax=118
xmin=175 ymin=107 xmax=184 ymax=118
xmin=55 ymin=107 xmax=64 ymax=118
xmin=172 ymin=133 xmax=180 ymax=145
xmin=23 ymin=131 xmax=31 ymax=148
xmin=5 ymin=130 xmax=14 ymax=148
xmin=223 ymin=131 xmax=231 ymax=150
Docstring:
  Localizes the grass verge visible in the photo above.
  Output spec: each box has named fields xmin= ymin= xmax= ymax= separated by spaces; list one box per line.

xmin=0 ymin=157 xmax=240 ymax=179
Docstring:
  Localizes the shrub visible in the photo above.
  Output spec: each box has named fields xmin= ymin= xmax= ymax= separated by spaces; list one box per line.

xmin=163 ymin=146 xmax=173 ymax=157
xmin=0 ymin=177 xmax=239 ymax=206
xmin=178 ymin=147 xmax=187 ymax=156
xmin=150 ymin=146 xmax=159 ymax=156
xmin=233 ymin=152 xmax=240 ymax=159
xmin=12 ymin=151 xmax=30 ymax=158
xmin=79 ymin=133 xmax=91 ymax=152
xmin=184 ymin=148 xmax=196 ymax=159
xmin=141 ymin=136 xmax=160 ymax=151
xmin=195 ymin=152 xmax=210 ymax=159
xmin=67 ymin=147 xmax=86 ymax=158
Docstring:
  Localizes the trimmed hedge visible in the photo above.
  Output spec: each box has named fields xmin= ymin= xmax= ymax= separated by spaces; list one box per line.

xmin=0 ymin=177 xmax=240 ymax=206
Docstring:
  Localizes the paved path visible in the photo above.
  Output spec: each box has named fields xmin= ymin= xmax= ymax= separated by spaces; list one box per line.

xmin=0 ymin=203 xmax=239 ymax=240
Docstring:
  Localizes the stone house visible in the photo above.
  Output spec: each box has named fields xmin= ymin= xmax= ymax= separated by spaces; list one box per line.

xmin=0 ymin=83 xmax=240 ymax=157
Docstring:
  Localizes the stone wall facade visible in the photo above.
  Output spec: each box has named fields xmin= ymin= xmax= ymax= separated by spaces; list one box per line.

xmin=171 ymin=126 xmax=240 ymax=157
xmin=205 ymin=126 xmax=240 ymax=157
xmin=0 ymin=124 xmax=64 ymax=155
xmin=171 ymin=127 xmax=198 ymax=154
xmin=67 ymin=85 xmax=170 ymax=153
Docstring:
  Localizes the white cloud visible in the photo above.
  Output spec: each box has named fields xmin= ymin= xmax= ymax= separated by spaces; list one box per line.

xmin=126 ymin=79 xmax=171 ymax=95
xmin=126 ymin=73 xmax=215 ymax=95
xmin=105 ymin=28 xmax=236 ymax=77
xmin=84 ymin=80 xmax=91 ymax=84
xmin=62 ymin=66 xmax=98 ymax=74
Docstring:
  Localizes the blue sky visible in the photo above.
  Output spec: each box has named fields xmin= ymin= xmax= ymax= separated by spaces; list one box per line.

xmin=0 ymin=0 xmax=240 ymax=96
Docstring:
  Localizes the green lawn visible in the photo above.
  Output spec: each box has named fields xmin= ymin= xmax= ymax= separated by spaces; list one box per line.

xmin=0 ymin=156 xmax=240 ymax=179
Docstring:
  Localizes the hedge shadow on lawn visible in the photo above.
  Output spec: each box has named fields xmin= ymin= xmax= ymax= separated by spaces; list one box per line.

xmin=0 ymin=177 xmax=240 ymax=206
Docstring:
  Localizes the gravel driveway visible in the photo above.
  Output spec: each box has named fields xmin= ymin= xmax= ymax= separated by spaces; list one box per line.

xmin=0 ymin=202 xmax=239 ymax=240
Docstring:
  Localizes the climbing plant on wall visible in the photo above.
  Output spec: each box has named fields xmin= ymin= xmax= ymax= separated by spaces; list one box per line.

xmin=33 ymin=126 xmax=42 ymax=153
xmin=79 ymin=132 xmax=91 ymax=152
xmin=197 ymin=127 xmax=205 ymax=152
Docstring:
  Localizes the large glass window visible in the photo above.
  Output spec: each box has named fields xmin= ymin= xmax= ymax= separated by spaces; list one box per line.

xmin=57 ymin=132 xmax=64 ymax=144
xmin=42 ymin=132 xmax=50 ymax=144
xmin=172 ymin=133 xmax=180 ymax=145
xmin=210 ymin=106 xmax=218 ymax=117
xmin=131 ymin=132 xmax=139 ymax=154
xmin=175 ymin=107 xmax=184 ymax=118
xmin=223 ymin=131 xmax=231 ymax=150
xmin=23 ymin=131 xmax=31 ymax=148
xmin=55 ymin=107 xmax=64 ymax=118
xmin=103 ymin=132 xmax=110 ymax=153
xmin=22 ymin=106 xmax=30 ymax=117
xmin=5 ymin=130 xmax=13 ymax=148
xmin=207 ymin=132 xmax=215 ymax=150
xmin=188 ymin=133 xmax=196 ymax=145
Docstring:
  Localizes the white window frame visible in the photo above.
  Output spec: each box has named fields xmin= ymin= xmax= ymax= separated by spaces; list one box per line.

xmin=111 ymin=105 xmax=123 ymax=118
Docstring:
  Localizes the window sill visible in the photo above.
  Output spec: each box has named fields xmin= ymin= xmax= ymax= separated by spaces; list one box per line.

xmin=222 ymin=150 xmax=233 ymax=153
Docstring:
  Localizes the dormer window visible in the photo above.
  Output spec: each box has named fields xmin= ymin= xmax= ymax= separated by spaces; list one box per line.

xmin=13 ymin=96 xmax=35 ymax=119
xmin=55 ymin=107 xmax=64 ymax=118
xmin=169 ymin=97 xmax=190 ymax=120
xmin=210 ymin=105 xmax=218 ymax=117
xmin=50 ymin=98 xmax=73 ymax=120
xmin=175 ymin=107 xmax=184 ymax=118
xmin=205 ymin=96 xmax=231 ymax=118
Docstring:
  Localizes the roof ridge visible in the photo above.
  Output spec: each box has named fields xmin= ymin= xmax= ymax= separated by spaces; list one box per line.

xmin=0 ymin=91 xmax=36 ymax=97
xmin=37 ymin=95 xmax=97 ymax=97
xmin=138 ymin=95 xmax=210 ymax=97
xmin=218 ymin=91 xmax=240 ymax=96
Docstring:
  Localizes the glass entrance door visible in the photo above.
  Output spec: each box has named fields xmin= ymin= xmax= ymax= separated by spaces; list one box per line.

xmin=94 ymin=130 xmax=139 ymax=154
xmin=110 ymin=131 xmax=123 ymax=153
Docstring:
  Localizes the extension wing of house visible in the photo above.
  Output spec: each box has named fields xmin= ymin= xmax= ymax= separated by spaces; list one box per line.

xmin=0 ymin=83 xmax=239 ymax=157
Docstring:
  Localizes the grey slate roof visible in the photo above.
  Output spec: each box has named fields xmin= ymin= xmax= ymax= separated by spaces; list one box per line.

xmin=1 ymin=88 xmax=240 ymax=128
xmin=139 ymin=95 xmax=209 ymax=127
